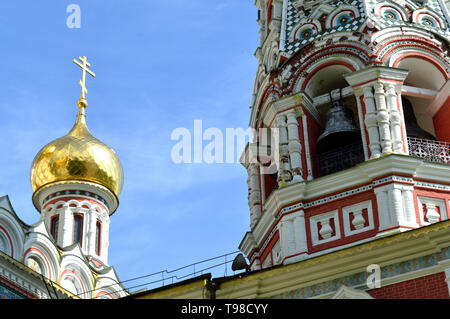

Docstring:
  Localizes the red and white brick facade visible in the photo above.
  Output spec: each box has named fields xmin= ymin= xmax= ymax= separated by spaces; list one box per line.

xmin=240 ymin=0 xmax=450 ymax=298
xmin=368 ymin=272 xmax=450 ymax=299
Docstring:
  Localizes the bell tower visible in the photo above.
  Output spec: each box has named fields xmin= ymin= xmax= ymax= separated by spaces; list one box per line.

xmin=240 ymin=0 xmax=450 ymax=271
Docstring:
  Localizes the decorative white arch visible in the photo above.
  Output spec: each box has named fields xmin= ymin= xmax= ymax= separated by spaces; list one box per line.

xmin=290 ymin=19 xmax=322 ymax=42
xmin=293 ymin=55 xmax=364 ymax=96
xmin=412 ymin=8 xmax=446 ymax=29
xmin=325 ymin=5 xmax=360 ymax=29
xmin=59 ymin=254 xmax=94 ymax=299
xmin=23 ymin=222 xmax=61 ymax=281
xmin=94 ymin=276 xmax=127 ymax=299
xmin=0 ymin=208 xmax=25 ymax=260
xmin=374 ymin=1 xmax=409 ymax=21
xmin=388 ymin=49 xmax=448 ymax=91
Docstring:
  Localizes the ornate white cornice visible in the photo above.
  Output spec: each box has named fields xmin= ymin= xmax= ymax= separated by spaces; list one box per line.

xmin=244 ymin=154 xmax=450 ymax=262
xmin=345 ymin=66 xmax=410 ymax=88
xmin=33 ymin=180 xmax=118 ymax=215
xmin=222 ymin=220 xmax=450 ymax=299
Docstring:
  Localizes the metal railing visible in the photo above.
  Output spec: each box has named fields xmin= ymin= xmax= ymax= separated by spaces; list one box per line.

xmin=118 ymin=251 xmax=246 ymax=294
xmin=314 ymin=141 xmax=365 ymax=177
xmin=407 ymin=137 xmax=450 ymax=164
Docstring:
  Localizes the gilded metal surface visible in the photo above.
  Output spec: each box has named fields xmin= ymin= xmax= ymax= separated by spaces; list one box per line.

xmin=73 ymin=56 xmax=96 ymax=100
xmin=30 ymin=106 xmax=124 ymax=198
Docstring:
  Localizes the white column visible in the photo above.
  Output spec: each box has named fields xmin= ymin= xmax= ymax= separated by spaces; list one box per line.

xmin=385 ymin=83 xmax=403 ymax=153
xmin=60 ymin=204 xmax=73 ymax=248
xmin=286 ymin=219 xmax=296 ymax=255
xmin=355 ymin=90 xmax=369 ymax=161
xmin=301 ymin=115 xmax=313 ymax=180
xmin=278 ymin=219 xmax=289 ymax=258
xmin=374 ymin=83 xmax=393 ymax=154
xmin=286 ymin=111 xmax=303 ymax=182
xmin=293 ymin=210 xmax=308 ymax=255
xmin=103 ymin=218 xmax=110 ymax=263
xmin=278 ymin=215 xmax=296 ymax=259
xmin=88 ymin=211 xmax=97 ymax=256
xmin=402 ymin=187 xmax=417 ymax=226
xmin=389 ymin=186 xmax=405 ymax=226
xmin=363 ymin=86 xmax=381 ymax=159
xmin=276 ymin=114 xmax=291 ymax=186
xmin=248 ymin=163 xmax=262 ymax=228
xmin=374 ymin=188 xmax=391 ymax=230
xmin=259 ymin=165 xmax=266 ymax=204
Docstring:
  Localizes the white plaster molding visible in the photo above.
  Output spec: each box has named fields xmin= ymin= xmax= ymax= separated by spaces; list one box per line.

xmin=402 ymin=85 xmax=438 ymax=100
xmin=33 ymin=181 xmax=117 ymax=215
xmin=0 ymin=209 xmax=25 ymax=260
xmin=244 ymin=155 xmax=450 ymax=270
xmin=345 ymin=66 xmax=409 ymax=88
xmin=342 ymin=201 xmax=375 ymax=237
xmin=312 ymin=86 xmax=355 ymax=107
xmin=310 ymin=210 xmax=340 ymax=246
xmin=331 ymin=285 xmax=374 ymax=299
xmin=417 ymin=196 xmax=448 ymax=226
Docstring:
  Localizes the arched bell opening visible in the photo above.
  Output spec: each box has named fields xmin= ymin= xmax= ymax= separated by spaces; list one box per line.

xmin=314 ymin=90 xmax=364 ymax=177
xmin=396 ymin=56 xmax=450 ymax=164
xmin=302 ymin=63 xmax=365 ymax=178
xmin=398 ymin=57 xmax=446 ymax=92
xmin=256 ymin=125 xmax=279 ymax=202
xmin=402 ymin=96 xmax=436 ymax=141
xmin=397 ymin=56 xmax=446 ymax=140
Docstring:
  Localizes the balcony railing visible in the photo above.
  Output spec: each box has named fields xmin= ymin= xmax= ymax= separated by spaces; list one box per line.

xmin=312 ymin=138 xmax=449 ymax=179
xmin=407 ymin=137 xmax=450 ymax=164
xmin=314 ymin=141 xmax=365 ymax=178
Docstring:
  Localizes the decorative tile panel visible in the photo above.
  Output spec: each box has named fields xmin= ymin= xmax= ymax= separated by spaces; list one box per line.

xmin=0 ymin=282 xmax=26 ymax=299
xmin=272 ymin=246 xmax=450 ymax=299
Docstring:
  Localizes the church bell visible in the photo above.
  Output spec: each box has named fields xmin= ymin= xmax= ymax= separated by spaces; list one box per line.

xmin=402 ymin=97 xmax=436 ymax=141
xmin=316 ymin=91 xmax=361 ymax=153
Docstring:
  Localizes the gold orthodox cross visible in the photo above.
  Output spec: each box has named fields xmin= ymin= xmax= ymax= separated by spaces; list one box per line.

xmin=73 ymin=56 xmax=96 ymax=100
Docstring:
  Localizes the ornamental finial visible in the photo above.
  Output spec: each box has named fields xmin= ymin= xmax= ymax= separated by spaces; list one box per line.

xmin=73 ymin=56 xmax=96 ymax=109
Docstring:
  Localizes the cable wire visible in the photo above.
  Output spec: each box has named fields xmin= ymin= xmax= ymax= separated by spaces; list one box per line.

xmin=73 ymin=250 xmax=243 ymax=298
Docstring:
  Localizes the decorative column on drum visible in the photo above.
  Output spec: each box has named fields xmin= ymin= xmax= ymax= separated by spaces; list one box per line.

xmin=276 ymin=114 xmax=292 ymax=186
xmin=286 ymin=109 xmax=304 ymax=183
xmin=345 ymin=67 xmax=409 ymax=159
xmin=247 ymin=162 xmax=262 ymax=229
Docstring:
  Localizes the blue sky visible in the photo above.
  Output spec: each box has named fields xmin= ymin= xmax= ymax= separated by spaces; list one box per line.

xmin=0 ymin=1 xmax=259 ymax=290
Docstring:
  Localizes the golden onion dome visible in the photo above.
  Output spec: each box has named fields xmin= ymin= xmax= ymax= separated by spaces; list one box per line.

xmin=30 ymin=99 xmax=124 ymax=199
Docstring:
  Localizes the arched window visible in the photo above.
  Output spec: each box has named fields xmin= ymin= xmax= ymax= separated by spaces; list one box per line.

xmin=73 ymin=214 xmax=83 ymax=247
xmin=50 ymin=215 xmax=59 ymax=242
xmin=95 ymin=220 xmax=101 ymax=256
